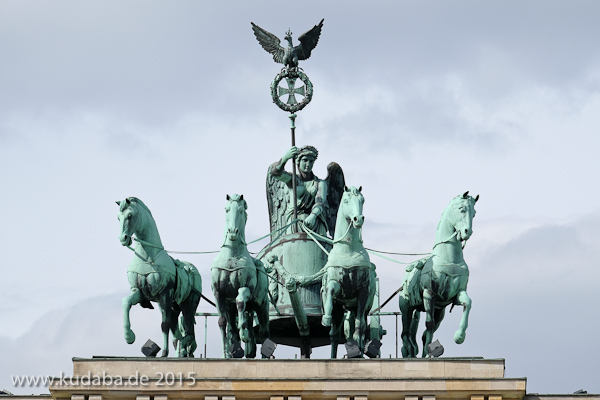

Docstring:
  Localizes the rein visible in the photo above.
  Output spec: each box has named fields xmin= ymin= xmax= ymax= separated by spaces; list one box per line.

xmin=134 ymin=237 xmax=164 ymax=250
xmin=332 ymin=222 xmax=353 ymax=244
xmin=432 ymin=231 xmax=469 ymax=250
xmin=432 ymin=231 xmax=458 ymax=250
xmin=432 ymin=206 xmax=472 ymax=251
xmin=125 ymin=218 xmax=439 ymax=267
xmin=300 ymin=222 xmax=331 ymax=256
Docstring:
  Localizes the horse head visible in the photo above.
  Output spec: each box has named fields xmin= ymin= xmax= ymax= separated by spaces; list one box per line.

xmin=449 ymin=191 xmax=479 ymax=242
xmin=116 ymin=197 xmax=141 ymax=247
xmin=224 ymin=194 xmax=248 ymax=243
xmin=341 ymin=186 xmax=365 ymax=229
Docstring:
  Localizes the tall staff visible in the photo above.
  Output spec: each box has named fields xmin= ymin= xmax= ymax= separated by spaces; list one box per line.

xmin=289 ymin=113 xmax=298 ymax=221
xmin=251 ymin=19 xmax=324 ymax=226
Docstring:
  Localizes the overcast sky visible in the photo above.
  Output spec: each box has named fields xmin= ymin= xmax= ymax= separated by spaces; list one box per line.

xmin=1 ymin=0 xmax=599 ymax=395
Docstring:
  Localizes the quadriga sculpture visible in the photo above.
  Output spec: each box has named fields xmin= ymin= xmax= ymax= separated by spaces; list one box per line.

xmin=398 ymin=191 xmax=479 ymax=357
xmin=117 ymin=197 xmax=202 ymax=357
xmin=211 ymin=194 xmax=270 ymax=358
xmin=321 ymin=186 xmax=376 ymax=358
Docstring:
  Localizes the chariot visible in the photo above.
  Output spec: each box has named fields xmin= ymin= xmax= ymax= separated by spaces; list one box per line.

xmin=116 ymin=20 xmax=478 ymax=360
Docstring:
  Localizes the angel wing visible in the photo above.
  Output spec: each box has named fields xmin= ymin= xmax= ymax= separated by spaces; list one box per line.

xmin=266 ymin=162 xmax=290 ymax=240
xmin=251 ymin=22 xmax=285 ymax=64
xmin=294 ymin=18 xmax=324 ymax=61
xmin=324 ymin=162 xmax=345 ymax=237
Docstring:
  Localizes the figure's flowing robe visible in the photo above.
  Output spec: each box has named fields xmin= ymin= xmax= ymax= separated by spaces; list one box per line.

xmin=271 ymin=161 xmax=329 ymax=236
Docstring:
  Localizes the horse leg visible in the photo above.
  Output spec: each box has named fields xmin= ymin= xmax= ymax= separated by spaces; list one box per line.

xmin=179 ymin=293 xmax=200 ymax=357
xmin=256 ymin=300 xmax=270 ymax=345
xmin=399 ymin=296 xmax=415 ymax=358
xmin=122 ymin=287 xmax=142 ymax=344
xmin=236 ymin=287 xmax=251 ymax=343
xmin=421 ymin=289 xmax=435 ymax=357
xmin=213 ymin=290 xmax=230 ymax=358
xmin=409 ymin=310 xmax=420 ymax=357
xmin=322 ymin=279 xmax=341 ymax=327
xmin=454 ymin=290 xmax=472 ymax=344
xmin=227 ymin=303 xmax=241 ymax=356
xmin=158 ymin=289 xmax=174 ymax=357
xmin=433 ymin=307 xmax=446 ymax=334
xmin=344 ymin=310 xmax=355 ymax=345
xmin=329 ymin=304 xmax=345 ymax=358
xmin=257 ymin=302 xmax=271 ymax=359
xmin=166 ymin=302 xmax=182 ymax=357
xmin=421 ymin=305 xmax=446 ymax=358
xmin=172 ymin=313 xmax=182 ymax=357
xmin=244 ymin=311 xmax=257 ymax=359
xmin=354 ymin=286 xmax=369 ymax=354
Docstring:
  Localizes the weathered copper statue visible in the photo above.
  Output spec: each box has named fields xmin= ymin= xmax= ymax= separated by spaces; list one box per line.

xmin=251 ymin=19 xmax=324 ymax=69
xmin=268 ymin=145 xmax=344 ymax=236
xmin=320 ymin=186 xmax=377 ymax=358
xmin=211 ymin=194 xmax=270 ymax=358
xmin=398 ymin=192 xmax=479 ymax=357
xmin=259 ymin=145 xmax=347 ymax=357
xmin=117 ymin=197 xmax=202 ymax=357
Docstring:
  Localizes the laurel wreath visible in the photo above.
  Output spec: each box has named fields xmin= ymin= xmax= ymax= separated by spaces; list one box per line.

xmin=270 ymin=68 xmax=314 ymax=113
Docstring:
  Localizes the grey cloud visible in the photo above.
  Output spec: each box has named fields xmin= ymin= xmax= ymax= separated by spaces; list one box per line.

xmin=2 ymin=1 xmax=600 ymax=129
xmin=2 ymin=1 xmax=600 ymax=395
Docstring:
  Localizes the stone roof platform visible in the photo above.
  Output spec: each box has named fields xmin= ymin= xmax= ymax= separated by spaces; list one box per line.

xmin=47 ymin=357 xmax=532 ymax=400
xmin=38 ymin=357 xmax=599 ymax=400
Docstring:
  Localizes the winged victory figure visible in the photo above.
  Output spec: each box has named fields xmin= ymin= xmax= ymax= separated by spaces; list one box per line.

xmin=266 ymin=145 xmax=345 ymax=240
xmin=251 ymin=19 xmax=324 ymax=69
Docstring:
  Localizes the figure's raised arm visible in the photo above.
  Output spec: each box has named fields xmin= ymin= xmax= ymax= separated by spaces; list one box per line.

xmin=282 ymin=146 xmax=298 ymax=164
xmin=271 ymin=146 xmax=298 ymax=183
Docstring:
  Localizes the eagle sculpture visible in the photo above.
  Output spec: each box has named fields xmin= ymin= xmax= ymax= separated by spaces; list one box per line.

xmin=251 ymin=19 xmax=324 ymax=69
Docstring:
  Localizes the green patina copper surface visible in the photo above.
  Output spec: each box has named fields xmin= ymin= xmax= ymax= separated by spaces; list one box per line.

xmin=251 ymin=20 xmax=322 ymax=113
xmin=211 ymin=194 xmax=270 ymax=358
xmin=398 ymin=192 xmax=479 ymax=357
xmin=267 ymin=146 xmax=345 ymax=237
xmin=320 ymin=186 xmax=377 ymax=358
xmin=260 ymin=155 xmax=378 ymax=358
xmin=251 ymin=19 xmax=324 ymax=69
xmin=271 ymin=68 xmax=314 ymax=113
xmin=258 ymin=145 xmax=345 ymax=356
xmin=117 ymin=197 xmax=202 ymax=357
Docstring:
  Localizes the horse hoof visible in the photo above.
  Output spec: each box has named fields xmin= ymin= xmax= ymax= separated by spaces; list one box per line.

xmin=321 ymin=315 xmax=332 ymax=327
xmin=161 ymin=349 xmax=169 ymax=357
xmin=124 ymin=330 xmax=136 ymax=344
xmin=454 ymin=330 xmax=466 ymax=344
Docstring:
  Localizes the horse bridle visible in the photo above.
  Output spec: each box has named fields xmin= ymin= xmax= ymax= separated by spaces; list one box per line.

xmin=432 ymin=206 xmax=471 ymax=250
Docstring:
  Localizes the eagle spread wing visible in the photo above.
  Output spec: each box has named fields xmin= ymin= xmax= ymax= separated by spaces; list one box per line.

xmin=294 ymin=19 xmax=324 ymax=62
xmin=324 ymin=162 xmax=345 ymax=237
xmin=251 ymin=22 xmax=285 ymax=64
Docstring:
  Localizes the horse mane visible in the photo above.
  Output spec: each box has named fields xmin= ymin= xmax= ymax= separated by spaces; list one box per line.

xmin=128 ymin=197 xmax=153 ymax=217
xmin=436 ymin=194 xmax=476 ymax=230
